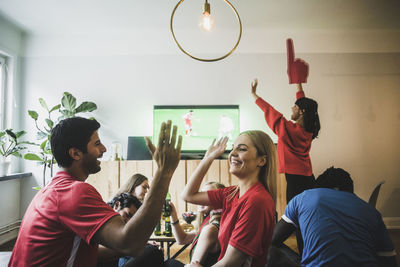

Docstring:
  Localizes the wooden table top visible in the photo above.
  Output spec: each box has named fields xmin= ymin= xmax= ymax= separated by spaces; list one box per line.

xmin=149 ymin=234 xmax=176 ymax=242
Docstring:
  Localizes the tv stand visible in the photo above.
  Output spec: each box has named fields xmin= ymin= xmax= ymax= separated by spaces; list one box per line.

xmin=180 ymin=152 xmax=230 ymax=160
xmin=180 ymin=153 xmax=204 ymax=160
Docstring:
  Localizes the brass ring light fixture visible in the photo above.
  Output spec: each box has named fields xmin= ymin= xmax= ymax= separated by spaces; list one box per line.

xmin=170 ymin=0 xmax=242 ymax=62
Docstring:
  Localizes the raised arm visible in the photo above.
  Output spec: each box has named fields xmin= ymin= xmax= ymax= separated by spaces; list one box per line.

xmin=92 ymin=121 xmax=182 ymax=256
xmin=170 ymin=201 xmax=196 ymax=245
xmin=181 ymin=137 xmax=228 ymax=205
xmin=251 ymin=78 xmax=260 ymax=101
xmin=297 ymin=83 xmax=304 ymax=93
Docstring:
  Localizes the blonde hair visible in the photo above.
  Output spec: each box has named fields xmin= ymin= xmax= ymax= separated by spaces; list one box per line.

xmin=114 ymin=173 xmax=148 ymax=198
xmin=228 ymin=130 xmax=277 ymax=203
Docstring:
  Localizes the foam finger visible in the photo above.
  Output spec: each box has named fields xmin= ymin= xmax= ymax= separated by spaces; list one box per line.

xmin=287 ymin=38 xmax=295 ymax=67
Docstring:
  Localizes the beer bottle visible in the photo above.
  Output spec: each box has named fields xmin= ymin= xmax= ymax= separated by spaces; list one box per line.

xmin=163 ymin=192 xmax=172 ymax=236
xmin=154 ymin=219 xmax=161 ymax=236
xmin=164 ymin=216 xmax=172 ymax=237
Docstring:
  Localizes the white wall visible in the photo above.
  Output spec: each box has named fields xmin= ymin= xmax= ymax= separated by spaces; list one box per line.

xmin=19 ymin=28 xmax=400 ymax=219
xmin=0 ymin=15 xmax=26 ymax=244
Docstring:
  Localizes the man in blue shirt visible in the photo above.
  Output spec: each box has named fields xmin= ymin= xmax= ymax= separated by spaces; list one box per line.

xmin=271 ymin=167 xmax=397 ymax=267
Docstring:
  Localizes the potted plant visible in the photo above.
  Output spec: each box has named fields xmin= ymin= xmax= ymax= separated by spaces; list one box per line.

xmin=0 ymin=129 xmax=31 ymax=176
xmin=24 ymin=92 xmax=97 ymax=188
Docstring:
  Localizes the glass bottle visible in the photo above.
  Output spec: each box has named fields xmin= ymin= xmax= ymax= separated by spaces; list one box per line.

xmin=163 ymin=192 xmax=172 ymax=236
xmin=154 ymin=220 xmax=161 ymax=236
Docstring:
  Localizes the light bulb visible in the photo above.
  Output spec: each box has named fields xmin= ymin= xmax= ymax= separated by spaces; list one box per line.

xmin=199 ymin=1 xmax=214 ymax=32
xmin=199 ymin=12 xmax=214 ymax=32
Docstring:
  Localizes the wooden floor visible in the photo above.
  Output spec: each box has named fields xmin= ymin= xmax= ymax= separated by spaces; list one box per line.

xmin=2 ymin=230 xmax=400 ymax=265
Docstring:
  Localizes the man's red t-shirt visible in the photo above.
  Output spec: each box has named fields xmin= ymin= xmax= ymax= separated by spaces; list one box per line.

xmin=9 ymin=171 xmax=118 ymax=267
xmin=207 ymin=182 xmax=275 ymax=267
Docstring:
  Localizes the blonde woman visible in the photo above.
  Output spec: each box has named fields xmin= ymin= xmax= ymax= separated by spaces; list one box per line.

xmin=170 ymin=182 xmax=225 ymax=267
xmin=182 ymin=133 xmax=277 ymax=267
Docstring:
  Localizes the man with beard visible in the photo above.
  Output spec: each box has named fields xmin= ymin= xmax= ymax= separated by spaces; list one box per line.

xmin=9 ymin=117 xmax=182 ymax=267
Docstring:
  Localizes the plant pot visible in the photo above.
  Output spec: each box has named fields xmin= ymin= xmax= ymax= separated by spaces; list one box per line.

xmin=0 ymin=161 xmax=11 ymax=176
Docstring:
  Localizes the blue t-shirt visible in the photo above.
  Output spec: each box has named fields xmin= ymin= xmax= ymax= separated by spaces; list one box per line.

xmin=283 ymin=188 xmax=394 ymax=267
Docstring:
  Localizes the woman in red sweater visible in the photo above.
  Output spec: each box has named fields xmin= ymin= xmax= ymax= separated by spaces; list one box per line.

xmin=251 ymin=79 xmax=320 ymax=203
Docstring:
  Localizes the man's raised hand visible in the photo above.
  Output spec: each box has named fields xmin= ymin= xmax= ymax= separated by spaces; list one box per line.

xmin=287 ymin=38 xmax=309 ymax=84
xmin=145 ymin=120 xmax=182 ymax=176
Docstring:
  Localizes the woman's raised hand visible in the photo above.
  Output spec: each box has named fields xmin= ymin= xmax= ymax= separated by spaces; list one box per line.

xmin=251 ymin=78 xmax=260 ymax=100
xmin=205 ymin=137 xmax=228 ymax=160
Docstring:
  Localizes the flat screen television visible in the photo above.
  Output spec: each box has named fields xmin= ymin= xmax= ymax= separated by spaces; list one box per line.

xmin=153 ymin=105 xmax=240 ymax=159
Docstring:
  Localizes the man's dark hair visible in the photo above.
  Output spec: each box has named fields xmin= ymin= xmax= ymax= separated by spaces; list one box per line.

xmin=107 ymin=193 xmax=142 ymax=210
xmin=51 ymin=117 xmax=100 ymax=168
xmin=315 ymin=166 xmax=354 ymax=193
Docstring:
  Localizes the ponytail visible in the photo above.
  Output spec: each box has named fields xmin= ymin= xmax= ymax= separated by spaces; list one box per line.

xmin=295 ymin=97 xmax=320 ymax=139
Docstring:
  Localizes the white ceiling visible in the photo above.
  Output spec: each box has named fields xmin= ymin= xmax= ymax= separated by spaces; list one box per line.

xmin=0 ymin=0 xmax=399 ymax=35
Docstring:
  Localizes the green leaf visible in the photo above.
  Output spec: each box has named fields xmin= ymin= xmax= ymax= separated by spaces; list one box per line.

xmin=75 ymin=102 xmax=97 ymax=113
xmin=50 ymin=104 xmax=61 ymax=113
xmin=61 ymin=92 xmax=76 ymax=111
xmin=39 ymin=98 xmax=49 ymax=111
xmin=37 ymin=131 xmax=48 ymax=140
xmin=5 ymin=129 xmax=17 ymax=140
xmin=24 ymin=153 xmax=43 ymax=161
xmin=45 ymin=119 xmax=54 ymax=129
xmin=44 ymin=149 xmax=53 ymax=155
xmin=45 ymin=140 xmax=52 ymax=151
xmin=28 ymin=110 xmax=39 ymax=120
xmin=40 ymin=140 xmax=47 ymax=150
xmin=0 ymin=132 xmax=5 ymax=138
xmin=15 ymin=131 xmax=27 ymax=138
xmin=32 ymin=186 xmax=42 ymax=191
xmin=19 ymin=141 xmax=38 ymax=146
xmin=59 ymin=109 xmax=75 ymax=119
xmin=11 ymin=151 xmax=22 ymax=158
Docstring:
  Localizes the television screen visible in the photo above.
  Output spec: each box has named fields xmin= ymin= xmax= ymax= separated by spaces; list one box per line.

xmin=153 ymin=105 xmax=240 ymax=158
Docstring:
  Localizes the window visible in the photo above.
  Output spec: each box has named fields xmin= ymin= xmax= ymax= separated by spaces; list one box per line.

xmin=0 ymin=55 xmax=5 ymax=129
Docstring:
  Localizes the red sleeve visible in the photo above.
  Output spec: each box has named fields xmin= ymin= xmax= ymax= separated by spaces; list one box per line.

xmin=255 ymin=97 xmax=289 ymax=136
xmin=58 ymin=182 xmax=118 ymax=245
xmin=296 ymin=91 xmax=305 ymax=99
xmin=229 ymin=197 xmax=273 ymax=257
xmin=207 ymin=188 xmax=225 ymax=210
xmin=207 ymin=186 xmax=238 ymax=210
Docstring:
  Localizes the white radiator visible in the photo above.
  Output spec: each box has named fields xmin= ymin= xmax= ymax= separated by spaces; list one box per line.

xmin=0 ymin=220 xmax=21 ymax=246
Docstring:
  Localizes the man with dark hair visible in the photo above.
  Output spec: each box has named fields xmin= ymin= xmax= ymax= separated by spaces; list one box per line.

xmin=9 ymin=117 xmax=182 ymax=267
xmin=271 ymin=167 xmax=397 ymax=267
xmin=107 ymin=193 xmax=143 ymax=223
